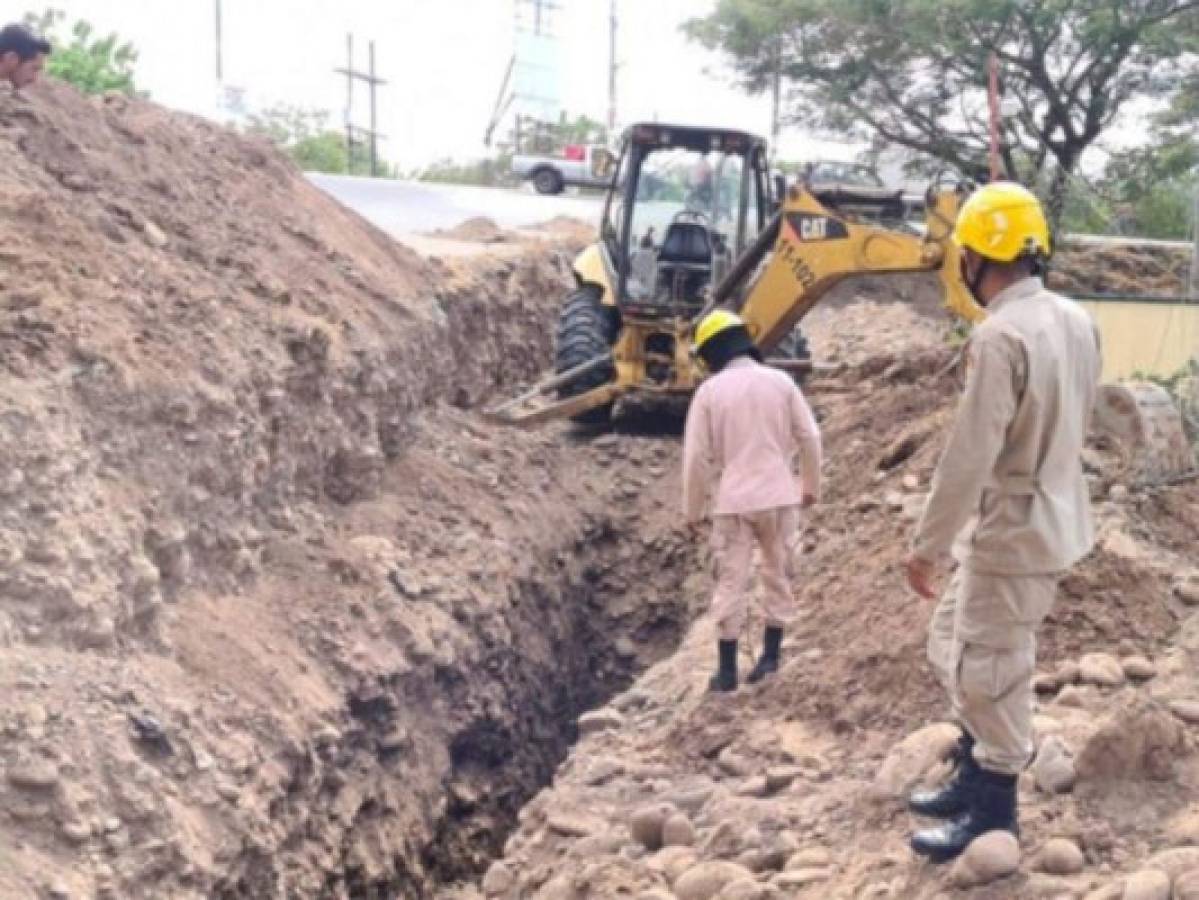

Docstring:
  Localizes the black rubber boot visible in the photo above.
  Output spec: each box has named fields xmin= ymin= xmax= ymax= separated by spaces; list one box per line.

xmin=908 ymin=728 xmax=977 ymax=819
xmin=910 ymin=768 xmax=1018 ymax=864
xmin=747 ymin=626 xmax=783 ymax=684
xmin=708 ymin=640 xmax=738 ymax=693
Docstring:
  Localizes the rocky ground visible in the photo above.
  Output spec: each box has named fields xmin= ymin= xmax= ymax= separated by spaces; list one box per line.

xmin=456 ymin=299 xmax=1199 ymax=900
xmin=2 ymin=78 xmax=1197 ymax=900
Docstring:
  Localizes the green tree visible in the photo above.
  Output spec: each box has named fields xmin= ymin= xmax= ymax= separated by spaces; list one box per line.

xmin=244 ymin=104 xmax=398 ymax=177
xmin=1093 ymin=136 xmax=1196 ymax=238
xmin=685 ymin=0 xmax=1199 ymax=224
xmin=245 ymin=104 xmax=329 ymax=147
xmin=292 ymin=132 xmax=350 ymax=175
xmin=24 ymin=9 xmax=140 ymax=96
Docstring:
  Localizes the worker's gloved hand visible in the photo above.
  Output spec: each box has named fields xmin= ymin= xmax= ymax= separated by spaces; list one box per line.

xmin=903 ymin=554 xmax=938 ymax=600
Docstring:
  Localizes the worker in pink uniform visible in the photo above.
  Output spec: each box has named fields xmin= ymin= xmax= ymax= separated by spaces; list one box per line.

xmin=682 ymin=310 xmax=823 ymax=692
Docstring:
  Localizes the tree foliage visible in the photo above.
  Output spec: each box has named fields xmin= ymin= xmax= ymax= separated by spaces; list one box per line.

xmin=244 ymin=104 xmax=397 ymax=177
xmin=685 ymin=0 xmax=1199 ymax=222
xmin=24 ymin=9 xmax=140 ymax=96
xmin=417 ymin=155 xmax=516 ymax=187
xmin=1065 ymin=133 xmax=1198 ymax=238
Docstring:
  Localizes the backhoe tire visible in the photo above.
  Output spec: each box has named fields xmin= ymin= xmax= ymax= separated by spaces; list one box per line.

xmin=555 ymin=286 xmax=617 ymax=426
xmin=533 ymin=168 xmax=564 ymax=195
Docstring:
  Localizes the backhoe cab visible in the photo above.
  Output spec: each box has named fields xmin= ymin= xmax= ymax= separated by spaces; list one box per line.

xmin=485 ymin=123 xmax=982 ymax=427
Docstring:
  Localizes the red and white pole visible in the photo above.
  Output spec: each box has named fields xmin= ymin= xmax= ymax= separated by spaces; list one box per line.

xmin=987 ymin=52 xmax=1003 ymax=181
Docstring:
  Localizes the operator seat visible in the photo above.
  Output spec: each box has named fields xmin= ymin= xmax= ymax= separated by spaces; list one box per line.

xmin=658 ymin=220 xmax=712 ymax=266
xmin=655 ymin=219 xmax=713 ymax=304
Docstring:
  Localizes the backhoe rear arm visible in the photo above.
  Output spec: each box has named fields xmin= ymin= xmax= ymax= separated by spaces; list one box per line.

xmin=709 ymin=186 xmax=983 ymax=353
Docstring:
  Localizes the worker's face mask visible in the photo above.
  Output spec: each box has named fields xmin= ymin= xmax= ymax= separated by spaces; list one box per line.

xmin=960 ymin=249 xmax=991 ymax=307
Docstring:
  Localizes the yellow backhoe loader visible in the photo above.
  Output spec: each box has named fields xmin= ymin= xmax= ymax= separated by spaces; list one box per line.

xmin=486 ymin=123 xmax=980 ymax=427
xmin=484 ymin=122 xmax=1193 ymax=484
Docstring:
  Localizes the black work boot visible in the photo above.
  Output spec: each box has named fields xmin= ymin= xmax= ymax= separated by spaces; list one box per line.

xmin=910 ymin=768 xmax=1018 ymax=864
xmin=908 ymin=728 xmax=977 ymax=819
xmin=747 ymin=626 xmax=783 ymax=684
xmin=708 ymin=640 xmax=738 ymax=693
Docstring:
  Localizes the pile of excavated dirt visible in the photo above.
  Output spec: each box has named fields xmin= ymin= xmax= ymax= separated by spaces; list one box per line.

xmin=1054 ymin=242 xmax=1191 ymax=298
xmin=465 ymin=298 xmax=1199 ymax=900
xmin=427 ymin=216 xmax=597 ymax=249
xmin=432 ymin=216 xmax=510 ymax=244
xmin=526 ymin=216 xmax=598 ymax=245
xmin=0 ymin=80 xmax=703 ymax=899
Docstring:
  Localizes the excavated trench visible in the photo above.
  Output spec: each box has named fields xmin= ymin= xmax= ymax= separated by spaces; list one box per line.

xmin=211 ymin=461 xmax=697 ymax=900
xmin=417 ymin=507 xmax=696 ymax=894
xmin=204 ymin=259 xmax=701 ymax=899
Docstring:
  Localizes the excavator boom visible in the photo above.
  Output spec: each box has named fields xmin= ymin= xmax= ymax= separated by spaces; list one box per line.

xmin=717 ymin=186 xmax=982 ymax=351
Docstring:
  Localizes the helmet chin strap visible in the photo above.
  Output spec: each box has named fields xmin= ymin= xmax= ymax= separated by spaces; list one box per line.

xmin=961 ymin=255 xmax=992 ymax=307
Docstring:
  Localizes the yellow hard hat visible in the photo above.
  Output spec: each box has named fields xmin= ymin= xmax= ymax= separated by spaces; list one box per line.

xmin=693 ymin=309 xmax=745 ymax=353
xmin=953 ymin=181 xmax=1051 ymax=263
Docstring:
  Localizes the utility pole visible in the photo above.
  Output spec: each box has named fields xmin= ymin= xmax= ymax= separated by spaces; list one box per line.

xmin=214 ymin=0 xmax=222 ymax=84
xmin=335 ymin=34 xmax=388 ymax=177
xmin=368 ymin=42 xmax=379 ymax=176
xmin=607 ymin=0 xmax=618 ymax=134
xmin=342 ymin=34 xmax=353 ymax=172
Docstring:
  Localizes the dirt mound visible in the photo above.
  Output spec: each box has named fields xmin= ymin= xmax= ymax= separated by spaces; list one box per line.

xmin=1054 ymin=242 xmax=1190 ymax=298
xmin=0 ymin=79 xmax=649 ymax=899
xmin=527 ymin=216 xmax=598 ymax=244
xmin=432 ymin=216 xmax=510 ymax=243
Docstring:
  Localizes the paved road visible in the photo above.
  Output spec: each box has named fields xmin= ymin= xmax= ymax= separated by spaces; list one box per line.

xmin=308 ymin=173 xmax=603 ymax=237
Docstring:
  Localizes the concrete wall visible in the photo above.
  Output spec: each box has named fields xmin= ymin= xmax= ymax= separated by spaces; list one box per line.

xmin=1080 ymin=300 xmax=1199 ymax=381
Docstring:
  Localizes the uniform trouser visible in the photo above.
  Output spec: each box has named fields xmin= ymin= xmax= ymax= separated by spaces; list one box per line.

xmin=926 ymin=567 xmax=1059 ymax=776
xmin=711 ymin=506 xmax=800 ymax=641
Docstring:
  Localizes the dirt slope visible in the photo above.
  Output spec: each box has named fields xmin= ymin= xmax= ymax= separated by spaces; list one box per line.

xmin=0 ymin=80 xmax=703 ymax=899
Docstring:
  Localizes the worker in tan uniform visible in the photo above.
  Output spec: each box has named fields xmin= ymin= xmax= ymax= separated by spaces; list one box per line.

xmin=902 ymin=182 xmax=1102 ymax=862
xmin=683 ymin=310 xmax=822 ymax=693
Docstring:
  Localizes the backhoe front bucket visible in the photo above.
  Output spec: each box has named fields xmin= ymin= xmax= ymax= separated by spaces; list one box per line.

xmin=483 ymin=355 xmax=627 ymax=428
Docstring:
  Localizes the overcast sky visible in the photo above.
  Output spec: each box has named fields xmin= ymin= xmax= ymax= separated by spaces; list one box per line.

xmin=0 ymin=0 xmax=866 ymax=170
xmin=3 ymin=0 xmax=1154 ymax=178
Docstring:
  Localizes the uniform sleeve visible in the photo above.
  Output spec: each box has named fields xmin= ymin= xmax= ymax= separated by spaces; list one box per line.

xmin=911 ymin=331 xmax=1021 ymax=562
xmin=681 ymin=389 xmax=713 ymax=523
xmin=790 ymin=385 xmax=823 ymax=502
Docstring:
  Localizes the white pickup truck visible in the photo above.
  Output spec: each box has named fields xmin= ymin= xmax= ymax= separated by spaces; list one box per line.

xmin=511 ymin=144 xmax=618 ymax=195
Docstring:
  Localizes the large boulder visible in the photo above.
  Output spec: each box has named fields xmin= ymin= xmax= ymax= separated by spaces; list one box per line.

xmin=673 ymin=861 xmax=757 ymax=900
xmin=870 ymin=722 xmax=959 ymax=800
xmin=950 ymin=831 xmax=1020 ymax=888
